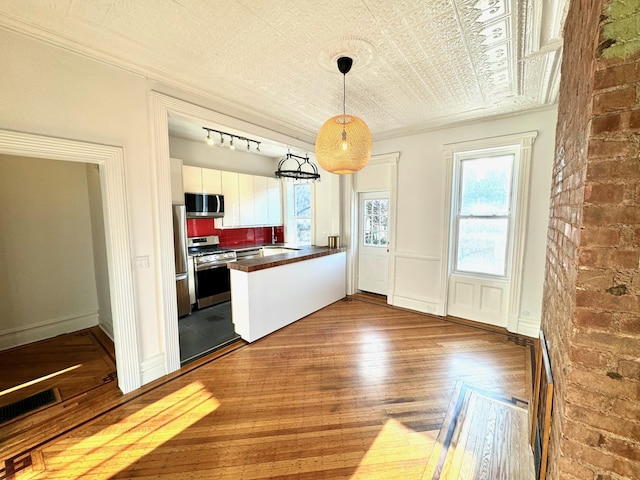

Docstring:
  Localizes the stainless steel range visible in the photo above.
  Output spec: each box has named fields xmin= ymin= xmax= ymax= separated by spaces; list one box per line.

xmin=188 ymin=236 xmax=237 ymax=309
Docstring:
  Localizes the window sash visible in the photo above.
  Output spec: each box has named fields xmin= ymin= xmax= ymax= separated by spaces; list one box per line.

xmin=453 ymin=153 xmax=515 ymax=278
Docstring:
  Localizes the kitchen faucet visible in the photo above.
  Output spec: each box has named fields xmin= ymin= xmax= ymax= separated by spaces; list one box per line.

xmin=271 ymin=226 xmax=277 ymax=244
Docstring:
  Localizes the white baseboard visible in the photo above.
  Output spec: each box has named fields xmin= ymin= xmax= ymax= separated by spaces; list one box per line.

xmin=517 ymin=316 xmax=540 ymax=338
xmin=140 ymin=353 xmax=167 ymax=385
xmin=0 ymin=311 xmax=99 ymax=351
xmin=99 ymin=314 xmax=114 ymax=341
xmin=391 ymin=295 xmax=440 ymax=316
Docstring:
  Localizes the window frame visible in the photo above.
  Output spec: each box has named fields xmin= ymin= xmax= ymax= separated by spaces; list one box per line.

xmin=285 ymin=181 xmax=313 ymax=246
xmin=452 ymin=151 xmax=517 ymax=278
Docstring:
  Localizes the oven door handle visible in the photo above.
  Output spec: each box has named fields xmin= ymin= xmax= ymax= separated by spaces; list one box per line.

xmin=195 ymin=262 xmax=230 ymax=272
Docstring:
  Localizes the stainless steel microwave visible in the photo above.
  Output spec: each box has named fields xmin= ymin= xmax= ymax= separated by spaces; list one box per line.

xmin=185 ymin=193 xmax=224 ymax=218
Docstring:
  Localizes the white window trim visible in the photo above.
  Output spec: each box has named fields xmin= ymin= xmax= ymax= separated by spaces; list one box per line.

xmin=440 ymin=131 xmax=537 ymax=334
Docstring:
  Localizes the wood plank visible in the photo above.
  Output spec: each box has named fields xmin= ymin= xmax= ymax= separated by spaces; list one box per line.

xmin=1 ymin=331 xmax=246 ymax=463
xmin=424 ymin=383 xmax=533 ymax=479
xmin=9 ymin=298 xmax=528 ymax=479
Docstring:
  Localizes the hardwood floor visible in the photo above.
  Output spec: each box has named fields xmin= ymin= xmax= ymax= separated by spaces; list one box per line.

xmin=0 ymin=328 xmax=118 ymax=461
xmin=6 ymin=298 xmax=529 ymax=479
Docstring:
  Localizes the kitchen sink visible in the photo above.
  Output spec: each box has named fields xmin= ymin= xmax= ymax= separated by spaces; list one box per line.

xmin=261 ymin=246 xmax=299 ymax=256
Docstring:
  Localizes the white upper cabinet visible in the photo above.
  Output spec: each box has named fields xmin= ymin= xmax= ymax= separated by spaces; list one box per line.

xmin=183 ymin=165 xmax=221 ymax=195
xmin=253 ymin=175 xmax=269 ymax=225
xmin=220 ymin=171 xmax=240 ymax=227
xmin=202 ymin=168 xmax=222 ymax=195
xmin=170 ymin=158 xmax=185 ymax=204
xmin=238 ymin=173 xmax=256 ymax=226
xmin=267 ymin=178 xmax=282 ymax=225
xmin=182 ymin=165 xmax=203 ymax=193
xmin=183 ymin=164 xmax=283 ymax=228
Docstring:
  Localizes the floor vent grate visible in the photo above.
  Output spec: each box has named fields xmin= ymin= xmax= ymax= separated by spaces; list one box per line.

xmin=0 ymin=389 xmax=58 ymax=424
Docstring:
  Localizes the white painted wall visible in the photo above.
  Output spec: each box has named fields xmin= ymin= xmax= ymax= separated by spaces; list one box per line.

xmin=0 ymin=28 xmax=163 ymax=365
xmin=372 ymin=107 xmax=557 ymax=328
xmin=0 ymin=155 xmax=99 ymax=349
xmin=169 ymin=135 xmax=279 ymax=177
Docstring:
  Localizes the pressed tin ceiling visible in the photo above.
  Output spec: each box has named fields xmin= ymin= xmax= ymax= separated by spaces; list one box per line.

xmin=0 ymin=0 xmax=567 ymax=144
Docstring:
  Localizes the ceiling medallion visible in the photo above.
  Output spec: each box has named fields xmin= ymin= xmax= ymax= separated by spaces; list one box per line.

xmin=318 ymin=36 xmax=377 ymax=73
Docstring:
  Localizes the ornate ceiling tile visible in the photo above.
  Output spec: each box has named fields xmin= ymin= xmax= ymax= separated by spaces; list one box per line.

xmin=0 ymin=0 xmax=568 ymax=141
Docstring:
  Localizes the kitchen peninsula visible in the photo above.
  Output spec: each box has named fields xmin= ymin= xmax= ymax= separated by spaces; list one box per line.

xmin=228 ymin=246 xmax=347 ymax=342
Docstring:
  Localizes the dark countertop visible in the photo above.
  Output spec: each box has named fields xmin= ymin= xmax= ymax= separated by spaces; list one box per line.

xmin=227 ymin=245 xmax=347 ymax=273
xmin=229 ymin=243 xmax=290 ymax=252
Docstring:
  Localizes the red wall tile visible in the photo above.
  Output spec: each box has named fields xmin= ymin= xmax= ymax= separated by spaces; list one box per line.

xmin=187 ymin=220 xmax=285 ymax=247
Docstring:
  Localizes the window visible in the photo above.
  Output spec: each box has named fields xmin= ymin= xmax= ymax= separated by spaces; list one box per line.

xmin=454 ymin=152 xmax=515 ymax=277
xmin=362 ymin=198 xmax=389 ymax=247
xmin=286 ymin=183 xmax=312 ymax=245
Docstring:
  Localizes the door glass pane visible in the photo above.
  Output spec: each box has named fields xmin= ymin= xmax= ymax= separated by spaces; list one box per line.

xmin=456 ymin=218 xmax=508 ymax=276
xmin=459 ymin=155 xmax=513 ymax=215
xmin=363 ymin=198 xmax=389 ymax=247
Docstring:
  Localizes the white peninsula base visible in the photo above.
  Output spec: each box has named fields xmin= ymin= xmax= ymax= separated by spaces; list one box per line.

xmin=230 ymin=251 xmax=346 ymax=342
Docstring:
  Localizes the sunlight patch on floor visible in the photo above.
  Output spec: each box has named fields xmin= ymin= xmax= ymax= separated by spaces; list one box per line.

xmin=39 ymin=381 xmax=220 ymax=479
xmin=351 ymin=419 xmax=437 ymax=479
xmin=0 ymin=364 xmax=82 ymax=397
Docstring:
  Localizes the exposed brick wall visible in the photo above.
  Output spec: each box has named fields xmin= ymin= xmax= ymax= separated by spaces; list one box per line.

xmin=542 ymin=0 xmax=640 ymax=479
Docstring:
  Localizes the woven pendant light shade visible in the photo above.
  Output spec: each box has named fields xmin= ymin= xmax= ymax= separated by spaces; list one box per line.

xmin=315 ymin=114 xmax=372 ymax=174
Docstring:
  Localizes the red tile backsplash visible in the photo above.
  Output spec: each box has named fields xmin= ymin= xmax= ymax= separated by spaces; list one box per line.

xmin=187 ymin=219 xmax=284 ymax=247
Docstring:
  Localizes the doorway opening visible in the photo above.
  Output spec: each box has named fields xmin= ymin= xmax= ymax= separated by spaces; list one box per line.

xmin=357 ymin=191 xmax=390 ymax=296
xmin=0 ymin=129 xmax=138 ymax=393
xmin=0 ymin=130 xmax=136 ymax=458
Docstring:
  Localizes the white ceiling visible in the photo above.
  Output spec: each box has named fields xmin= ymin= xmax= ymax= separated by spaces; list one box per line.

xmin=0 ymin=0 xmax=567 ymax=146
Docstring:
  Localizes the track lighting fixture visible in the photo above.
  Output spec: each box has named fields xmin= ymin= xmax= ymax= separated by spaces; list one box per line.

xmin=202 ymin=127 xmax=262 ymax=154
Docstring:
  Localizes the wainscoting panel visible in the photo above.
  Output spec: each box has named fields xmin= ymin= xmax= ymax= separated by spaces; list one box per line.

xmin=390 ymin=253 xmax=442 ymax=315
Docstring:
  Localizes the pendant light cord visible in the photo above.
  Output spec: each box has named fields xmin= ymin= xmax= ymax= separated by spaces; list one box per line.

xmin=343 ymin=72 xmax=346 ymax=117
xmin=341 ymin=72 xmax=347 ymax=142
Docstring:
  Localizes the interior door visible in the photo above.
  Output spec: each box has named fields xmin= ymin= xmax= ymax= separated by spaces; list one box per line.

xmin=357 ymin=191 xmax=390 ymax=295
